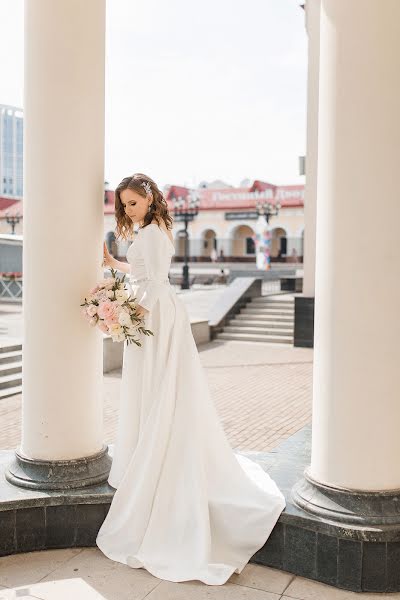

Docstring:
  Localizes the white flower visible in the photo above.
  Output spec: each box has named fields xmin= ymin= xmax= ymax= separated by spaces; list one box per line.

xmin=118 ymin=310 xmax=132 ymax=327
xmin=107 ymin=290 xmax=114 ymax=299
xmin=109 ymin=323 xmax=123 ymax=335
xmin=111 ymin=332 xmax=125 ymax=343
xmin=115 ymin=289 xmax=129 ymax=304
xmin=87 ymin=304 xmax=98 ymax=317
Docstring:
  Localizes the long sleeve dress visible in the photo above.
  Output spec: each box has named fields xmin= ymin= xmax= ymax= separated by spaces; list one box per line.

xmin=96 ymin=222 xmax=286 ymax=585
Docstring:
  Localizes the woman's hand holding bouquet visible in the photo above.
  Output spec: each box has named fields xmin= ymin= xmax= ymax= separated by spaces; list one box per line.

xmin=80 ymin=267 xmax=153 ymax=346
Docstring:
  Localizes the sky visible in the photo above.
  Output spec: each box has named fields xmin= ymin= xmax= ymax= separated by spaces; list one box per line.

xmin=0 ymin=0 xmax=307 ymax=190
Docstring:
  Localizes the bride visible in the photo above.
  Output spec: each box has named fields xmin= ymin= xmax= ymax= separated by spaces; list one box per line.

xmin=96 ymin=173 xmax=286 ymax=585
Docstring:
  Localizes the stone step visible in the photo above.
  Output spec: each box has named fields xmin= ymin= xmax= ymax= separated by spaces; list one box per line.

xmin=0 ymin=384 xmax=22 ymax=399
xmin=0 ymin=350 xmax=22 ymax=365
xmin=0 ymin=372 xmax=23 ymax=390
xmin=251 ymin=298 xmax=295 ymax=306
xmin=224 ymin=325 xmax=293 ymax=337
xmin=241 ymin=307 xmax=295 ymax=317
xmin=229 ymin=319 xmax=293 ymax=331
xmin=250 ymin=303 xmax=295 ymax=310
xmin=216 ymin=332 xmax=293 ymax=344
xmin=0 ymin=343 xmax=22 ymax=354
xmin=248 ymin=305 xmax=294 ymax=313
xmin=236 ymin=313 xmax=294 ymax=323
xmin=0 ymin=360 xmax=22 ymax=377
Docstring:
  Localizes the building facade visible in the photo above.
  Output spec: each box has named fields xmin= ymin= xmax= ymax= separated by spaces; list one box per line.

xmin=0 ymin=105 xmax=23 ymax=198
xmin=106 ymin=180 xmax=305 ymax=262
xmin=0 ymin=180 xmax=304 ymax=263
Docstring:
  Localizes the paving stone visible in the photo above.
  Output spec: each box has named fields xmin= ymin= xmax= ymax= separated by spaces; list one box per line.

xmin=0 ymin=340 xmax=313 ymax=455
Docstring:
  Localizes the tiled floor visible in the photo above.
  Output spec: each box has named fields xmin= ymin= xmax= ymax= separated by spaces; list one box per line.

xmin=1 ymin=547 xmax=399 ymax=599
xmin=0 ymin=339 xmax=313 ymax=453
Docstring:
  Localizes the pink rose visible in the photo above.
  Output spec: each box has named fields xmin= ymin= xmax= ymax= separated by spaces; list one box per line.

xmin=104 ymin=309 xmax=120 ymax=326
xmin=97 ymin=300 xmax=115 ymax=320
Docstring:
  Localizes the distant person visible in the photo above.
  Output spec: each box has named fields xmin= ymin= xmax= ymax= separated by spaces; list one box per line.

xmin=219 ymin=248 xmax=225 ymax=262
xmin=291 ymin=248 xmax=298 ymax=263
xmin=218 ymin=267 xmax=227 ymax=284
xmin=210 ymin=247 xmax=218 ymax=262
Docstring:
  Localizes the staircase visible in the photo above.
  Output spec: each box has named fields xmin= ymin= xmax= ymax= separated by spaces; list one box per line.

xmin=216 ymin=294 xmax=295 ymax=344
xmin=0 ymin=341 xmax=22 ymax=399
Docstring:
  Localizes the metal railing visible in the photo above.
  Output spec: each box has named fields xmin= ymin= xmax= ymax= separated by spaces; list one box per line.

xmin=0 ymin=274 xmax=23 ymax=302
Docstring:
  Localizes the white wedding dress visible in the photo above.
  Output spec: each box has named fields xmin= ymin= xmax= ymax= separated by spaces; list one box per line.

xmin=96 ymin=222 xmax=286 ymax=585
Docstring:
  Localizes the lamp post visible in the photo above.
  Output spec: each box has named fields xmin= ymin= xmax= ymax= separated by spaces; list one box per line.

xmin=5 ymin=210 xmax=22 ymax=235
xmin=104 ymin=180 xmax=110 ymax=204
xmin=254 ymin=200 xmax=281 ymax=270
xmin=172 ymin=190 xmax=200 ymax=289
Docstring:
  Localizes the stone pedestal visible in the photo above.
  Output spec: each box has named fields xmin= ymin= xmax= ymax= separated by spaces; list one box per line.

xmin=294 ymin=296 xmax=314 ymax=348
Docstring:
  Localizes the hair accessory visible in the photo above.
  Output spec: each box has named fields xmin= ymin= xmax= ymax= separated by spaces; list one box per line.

xmin=141 ymin=181 xmax=152 ymax=197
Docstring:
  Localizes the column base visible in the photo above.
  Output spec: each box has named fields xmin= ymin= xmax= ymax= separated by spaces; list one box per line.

xmin=292 ymin=467 xmax=400 ymax=529
xmin=294 ymin=295 xmax=314 ymax=347
xmin=5 ymin=445 xmax=112 ymax=490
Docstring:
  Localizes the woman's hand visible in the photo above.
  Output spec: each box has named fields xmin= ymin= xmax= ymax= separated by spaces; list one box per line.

xmin=103 ymin=241 xmax=114 ymax=268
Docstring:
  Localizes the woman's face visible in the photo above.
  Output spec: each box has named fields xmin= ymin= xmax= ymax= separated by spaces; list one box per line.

xmin=120 ymin=188 xmax=150 ymax=225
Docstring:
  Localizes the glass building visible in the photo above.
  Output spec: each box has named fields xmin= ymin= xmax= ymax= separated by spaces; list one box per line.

xmin=0 ymin=104 xmax=23 ymax=198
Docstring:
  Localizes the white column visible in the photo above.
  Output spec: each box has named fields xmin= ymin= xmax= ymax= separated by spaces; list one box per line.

xmin=310 ymin=0 xmax=400 ymax=490
xmin=302 ymin=0 xmax=320 ymax=296
xmin=22 ymin=0 xmax=105 ymax=460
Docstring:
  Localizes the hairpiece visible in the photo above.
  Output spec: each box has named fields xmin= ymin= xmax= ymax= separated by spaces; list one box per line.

xmin=141 ymin=181 xmax=152 ymax=197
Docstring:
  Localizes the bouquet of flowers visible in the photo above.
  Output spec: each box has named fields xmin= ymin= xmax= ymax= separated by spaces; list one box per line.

xmin=80 ymin=267 xmax=153 ymax=346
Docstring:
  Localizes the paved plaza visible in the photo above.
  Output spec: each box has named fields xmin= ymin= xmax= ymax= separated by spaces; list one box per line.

xmin=103 ymin=340 xmax=312 ymax=455
xmin=1 ymin=544 xmax=399 ymax=599
xmin=0 ymin=333 xmax=312 ymax=455
xmin=0 ymin=282 xmax=309 ymax=453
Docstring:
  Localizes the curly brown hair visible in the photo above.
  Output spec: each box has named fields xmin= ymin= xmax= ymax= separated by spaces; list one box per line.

xmin=114 ymin=173 xmax=173 ymax=240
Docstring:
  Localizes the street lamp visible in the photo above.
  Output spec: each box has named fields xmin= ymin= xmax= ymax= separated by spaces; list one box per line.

xmin=104 ymin=180 xmax=111 ymax=204
xmin=172 ymin=190 xmax=200 ymax=289
xmin=254 ymin=200 xmax=281 ymax=270
xmin=255 ymin=199 xmax=281 ymax=223
xmin=5 ymin=210 xmax=22 ymax=235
